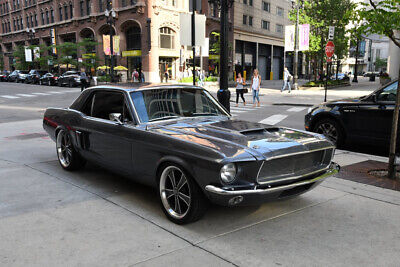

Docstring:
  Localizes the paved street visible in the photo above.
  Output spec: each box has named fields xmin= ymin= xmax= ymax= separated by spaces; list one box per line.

xmin=1 ymin=80 xmax=400 ymax=266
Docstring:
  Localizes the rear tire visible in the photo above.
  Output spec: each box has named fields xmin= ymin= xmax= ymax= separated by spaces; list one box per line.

xmin=56 ymin=129 xmax=86 ymax=171
xmin=158 ymin=163 xmax=208 ymax=224
xmin=68 ymin=80 xmax=73 ymax=87
xmin=313 ymin=118 xmax=344 ymax=147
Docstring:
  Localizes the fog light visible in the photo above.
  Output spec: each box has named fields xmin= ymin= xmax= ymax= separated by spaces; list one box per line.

xmin=228 ymin=196 xmax=243 ymax=205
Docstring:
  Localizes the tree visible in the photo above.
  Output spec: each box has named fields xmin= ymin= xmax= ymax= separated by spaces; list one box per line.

xmin=55 ymin=42 xmax=79 ymax=71
xmin=78 ymin=38 xmax=101 ymax=75
xmin=28 ymin=44 xmax=54 ymax=71
xmin=13 ymin=45 xmax=33 ymax=70
xmin=289 ymin=0 xmax=355 ymax=80
xmin=0 ymin=53 xmax=4 ymax=70
xmin=374 ymin=57 xmax=387 ymax=71
xmin=358 ymin=0 xmax=400 ymax=180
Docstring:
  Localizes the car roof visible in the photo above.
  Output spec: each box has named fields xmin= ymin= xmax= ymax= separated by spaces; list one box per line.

xmin=87 ymin=84 xmax=205 ymax=93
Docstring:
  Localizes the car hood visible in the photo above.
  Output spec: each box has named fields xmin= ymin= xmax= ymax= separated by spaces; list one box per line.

xmin=149 ymin=117 xmax=333 ymax=161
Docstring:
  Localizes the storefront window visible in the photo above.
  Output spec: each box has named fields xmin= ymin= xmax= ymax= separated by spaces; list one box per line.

xmin=126 ymin=26 xmax=141 ymax=50
xmin=159 ymin=27 xmax=175 ymax=49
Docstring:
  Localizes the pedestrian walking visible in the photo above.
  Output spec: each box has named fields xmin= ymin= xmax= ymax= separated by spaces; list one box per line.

xmin=235 ymin=73 xmax=246 ymax=107
xmin=140 ymin=70 xmax=145 ymax=83
xmin=80 ymin=71 xmax=88 ymax=92
xmin=132 ymin=69 xmax=139 ymax=82
xmin=251 ymin=69 xmax=261 ymax=107
xmin=164 ymin=71 xmax=169 ymax=82
xmin=281 ymin=67 xmax=292 ymax=93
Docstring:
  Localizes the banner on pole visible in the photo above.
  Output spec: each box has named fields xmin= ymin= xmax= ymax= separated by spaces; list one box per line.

xmin=299 ymin=24 xmax=310 ymax=51
xmin=33 ymin=47 xmax=40 ymax=59
xmin=103 ymin=35 xmax=111 ymax=55
xmin=50 ymin=28 xmax=57 ymax=54
xmin=25 ymin=47 xmax=32 ymax=62
xmin=284 ymin=25 xmax=295 ymax=51
xmin=113 ymin=35 xmax=120 ymax=55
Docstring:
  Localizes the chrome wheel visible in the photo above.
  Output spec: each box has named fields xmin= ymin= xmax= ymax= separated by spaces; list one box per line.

xmin=56 ymin=131 xmax=72 ymax=168
xmin=160 ymin=166 xmax=191 ymax=220
xmin=316 ymin=122 xmax=338 ymax=143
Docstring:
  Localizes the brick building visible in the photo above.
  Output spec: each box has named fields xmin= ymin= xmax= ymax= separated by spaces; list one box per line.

xmin=0 ymin=0 xmax=234 ymax=82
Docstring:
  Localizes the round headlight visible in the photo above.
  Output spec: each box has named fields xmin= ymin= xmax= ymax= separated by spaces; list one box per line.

xmin=220 ymin=163 xmax=236 ymax=183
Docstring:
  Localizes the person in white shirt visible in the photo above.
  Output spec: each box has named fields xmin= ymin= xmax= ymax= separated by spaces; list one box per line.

xmin=235 ymin=73 xmax=246 ymax=106
xmin=282 ymin=67 xmax=292 ymax=93
xmin=251 ymin=69 xmax=261 ymax=107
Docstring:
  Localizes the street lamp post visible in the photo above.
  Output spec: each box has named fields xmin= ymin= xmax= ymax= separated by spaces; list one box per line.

xmin=291 ymin=0 xmax=302 ymax=90
xmin=26 ymin=28 xmax=36 ymax=69
xmin=105 ymin=9 xmax=116 ymax=83
xmin=352 ymin=38 xmax=359 ymax=83
xmin=208 ymin=0 xmax=234 ymax=112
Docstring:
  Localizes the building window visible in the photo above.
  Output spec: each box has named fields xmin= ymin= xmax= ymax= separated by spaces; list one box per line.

xmin=277 ymin=7 xmax=284 ymax=16
xmin=64 ymin=5 xmax=68 ymax=20
xmin=41 ymin=11 xmax=44 ymax=25
xmin=126 ymin=26 xmax=141 ymax=50
xmin=243 ymin=15 xmax=247 ymax=25
xmin=26 ymin=16 xmax=29 ymax=27
xmin=86 ymin=0 xmax=90 ymax=15
xmin=70 ymin=3 xmax=73 ymax=17
xmin=51 ymin=9 xmax=54 ymax=23
xmin=121 ymin=0 xmax=126 ymax=7
xmin=249 ymin=16 xmax=253 ymax=26
xmin=249 ymin=0 xmax=252 ymax=6
xmin=80 ymin=1 xmax=84 ymax=16
xmin=130 ymin=0 xmax=136 ymax=5
xmin=30 ymin=15 xmax=33 ymax=27
xmin=20 ymin=17 xmax=23 ymax=28
xmin=276 ymin=24 xmax=283 ymax=33
xmin=24 ymin=0 xmax=27 ymax=6
xmin=59 ymin=7 xmax=63 ymax=21
xmin=262 ymin=20 xmax=270 ymax=30
xmin=159 ymin=27 xmax=175 ymax=49
xmin=45 ymin=10 xmax=49 ymax=24
xmin=243 ymin=0 xmax=247 ymax=4
xmin=262 ymin=1 xmax=270 ymax=12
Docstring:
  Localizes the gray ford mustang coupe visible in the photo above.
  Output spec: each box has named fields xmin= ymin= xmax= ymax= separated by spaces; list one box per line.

xmin=43 ymin=85 xmax=339 ymax=224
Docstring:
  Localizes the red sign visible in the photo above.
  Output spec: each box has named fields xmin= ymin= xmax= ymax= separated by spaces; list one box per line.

xmin=325 ymin=41 xmax=335 ymax=58
xmin=325 ymin=41 xmax=335 ymax=57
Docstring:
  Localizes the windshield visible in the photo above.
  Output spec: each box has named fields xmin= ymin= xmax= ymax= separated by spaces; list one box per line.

xmin=130 ymin=88 xmax=228 ymax=123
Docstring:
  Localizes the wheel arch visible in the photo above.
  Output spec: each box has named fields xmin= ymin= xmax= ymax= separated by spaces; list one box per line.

xmin=155 ymin=156 xmax=197 ymax=185
xmin=310 ymin=112 xmax=347 ymax=141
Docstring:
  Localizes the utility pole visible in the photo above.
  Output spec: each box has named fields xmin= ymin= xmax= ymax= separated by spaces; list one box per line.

xmin=191 ymin=0 xmax=196 ymax=86
xmin=352 ymin=38 xmax=359 ymax=83
xmin=293 ymin=0 xmax=300 ymax=90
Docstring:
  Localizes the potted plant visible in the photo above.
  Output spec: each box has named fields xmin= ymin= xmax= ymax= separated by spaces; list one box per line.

xmin=379 ymin=72 xmax=391 ymax=85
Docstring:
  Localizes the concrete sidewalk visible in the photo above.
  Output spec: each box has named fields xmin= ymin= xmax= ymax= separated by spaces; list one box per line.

xmin=0 ymin=119 xmax=399 ymax=266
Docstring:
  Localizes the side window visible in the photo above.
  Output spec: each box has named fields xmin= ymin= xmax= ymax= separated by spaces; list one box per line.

xmin=90 ymin=91 xmax=133 ymax=122
xmin=80 ymin=92 xmax=94 ymax=115
xmin=377 ymin=81 xmax=398 ymax=102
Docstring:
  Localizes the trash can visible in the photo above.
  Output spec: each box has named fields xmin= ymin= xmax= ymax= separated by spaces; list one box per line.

xmin=369 ymin=75 xmax=375 ymax=82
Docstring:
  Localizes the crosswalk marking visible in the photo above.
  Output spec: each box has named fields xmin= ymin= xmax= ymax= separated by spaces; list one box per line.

xmin=1 ymin=95 xmax=20 ymax=99
xmin=32 ymin=92 xmax=51 ymax=96
xmin=230 ymin=110 xmax=246 ymax=114
xmin=16 ymin=94 xmax=36 ymax=97
xmin=231 ymin=106 xmax=254 ymax=111
xmin=259 ymin=115 xmax=288 ymax=125
xmin=287 ymin=107 xmax=306 ymax=112
xmin=48 ymin=91 xmax=64 ymax=94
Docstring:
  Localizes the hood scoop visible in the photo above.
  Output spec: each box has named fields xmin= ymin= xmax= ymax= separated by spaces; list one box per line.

xmin=239 ymin=127 xmax=280 ymax=136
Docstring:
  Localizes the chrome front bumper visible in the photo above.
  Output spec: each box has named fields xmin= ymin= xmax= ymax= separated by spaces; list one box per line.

xmin=205 ymin=162 xmax=340 ymax=206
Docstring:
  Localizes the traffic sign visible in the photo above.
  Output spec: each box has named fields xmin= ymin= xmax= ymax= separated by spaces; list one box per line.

xmin=328 ymin=26 xmax=335 ymax=40
xmin=325 ymin=41 xmax=335 ymax=58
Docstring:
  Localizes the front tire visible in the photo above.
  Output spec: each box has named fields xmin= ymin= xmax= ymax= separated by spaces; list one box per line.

xmin=158 ymin=164 xmax=208 ymax=224
xmin=313 ymin=118 xmax=344 ymax=146
xmin=56 ymin=129 xmax=86 ymax=171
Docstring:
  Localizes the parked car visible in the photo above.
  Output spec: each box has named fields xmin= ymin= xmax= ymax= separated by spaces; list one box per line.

xmin=0 ymin=71 xmax=9 ymax=81
xmin=331 ymin=73 xmax=349 ymax=81
xmin=7 ymin=70 xmax=27 ymax=82
xmin=305 ymin=80 xmax=398 ymax=148
xmin=363 ymin=72 xmax=379 ymax=77
xmin=57 ymin=71 xmax=82 ymax=87
xmin=25 ymin=70 xmax=48 ymax=84
xmin=39 ymin=73 xmax=59 ymax=86
xmin=43 ymin=85 xmax=339 ymax=224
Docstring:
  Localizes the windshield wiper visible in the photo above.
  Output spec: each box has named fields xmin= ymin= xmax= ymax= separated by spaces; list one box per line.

xmin=148 ymin=115 xmax=180 ymax=122
xmin=190 ymin=113 xmax=220 ymax=117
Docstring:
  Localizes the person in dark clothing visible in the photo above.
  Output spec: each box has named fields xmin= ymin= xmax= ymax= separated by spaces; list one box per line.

xmin=235 ymin=73 xmax=246 ymax=106
xmin=80 ymin=72 xmax=88 ymax=92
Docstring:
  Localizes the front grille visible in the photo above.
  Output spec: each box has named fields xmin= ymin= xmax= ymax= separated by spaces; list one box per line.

xmin=257 ymin=148 xmax=334 ymax=184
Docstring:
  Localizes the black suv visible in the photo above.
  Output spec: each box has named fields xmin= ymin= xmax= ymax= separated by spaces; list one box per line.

xmin=25 ymin=70 xmax=48 ymax=84
xmin=305 ymin=80 xmax=398 ymax=148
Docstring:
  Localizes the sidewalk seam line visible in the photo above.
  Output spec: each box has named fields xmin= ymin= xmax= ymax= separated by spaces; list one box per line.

xmin=22 ymin=163 xmax=239 ymax=267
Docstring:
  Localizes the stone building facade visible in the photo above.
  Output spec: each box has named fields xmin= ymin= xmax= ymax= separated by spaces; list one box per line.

xmin=233 ymin=0 xmax=291 ymax=80
xmin=0 ymin=0 xmax=235 ymax=82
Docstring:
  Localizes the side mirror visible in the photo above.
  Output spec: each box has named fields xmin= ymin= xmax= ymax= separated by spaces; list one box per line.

xmin=109 ymin=113 xmax=123 ymax=124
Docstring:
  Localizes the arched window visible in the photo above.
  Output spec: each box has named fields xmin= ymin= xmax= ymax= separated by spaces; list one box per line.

xmin=159 ymin=27 xmax=175 ymax=49
xmin=126 ymin=26 xmax=141 ymax=50
xmin=45 ymin=9 xmax=49 ymax=24
xmin=50 ymin=9 xmax=54 ymax=23
xmin=59 ymin=6 xmax=63 ymax=21
xmin=64 ymin=4 xmax=68 ymax=20
xmin=69 ymin=2 xmax=73 ymax=17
